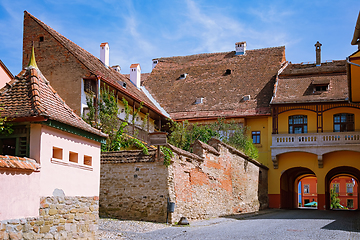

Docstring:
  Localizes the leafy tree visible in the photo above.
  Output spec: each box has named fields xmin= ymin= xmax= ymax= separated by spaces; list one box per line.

xmin=167 ymin=118 xmax=258 ymax=159
xmin=0 ymin=110 xmax=13 ymax=135
xmin=330 ymin=188 xmax=343 ymax=209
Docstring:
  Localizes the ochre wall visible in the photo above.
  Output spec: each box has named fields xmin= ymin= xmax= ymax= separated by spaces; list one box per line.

xmin=268 ymin=150 xmax=360 ymax=209
xmin=277 ymin=110 xmax=317 ymax=134
xmin=350 ymin=53 xmax=360 ymax=103
xmin=246 ymin=116 xmax=271 ymax=167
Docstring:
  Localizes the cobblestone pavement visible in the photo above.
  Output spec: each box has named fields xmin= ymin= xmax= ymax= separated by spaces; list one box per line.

xmin=98 ymin=209 xmax=360 ymax=240
xmin=98 ymin=218 xmax=170 ymax=239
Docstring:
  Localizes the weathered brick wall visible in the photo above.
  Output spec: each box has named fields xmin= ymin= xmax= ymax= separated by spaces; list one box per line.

xmin=23 ymin=12 xmax=88 ymax=115
xmin=99 ymin=139 xmax=268 ymax=224
xmin=168 ymin=138 xmax=268 ymax=223
xmin=100 ymin=150 xmax=169 ymax=222
xmin=0 ymin=196 xmax=98 ymax=239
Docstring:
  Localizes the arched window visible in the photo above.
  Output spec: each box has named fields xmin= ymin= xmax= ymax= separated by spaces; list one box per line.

xmin=289 ymin=115 xmax=307 ymax=134
xmin=333 ymin=113 xmax=354 ymax=132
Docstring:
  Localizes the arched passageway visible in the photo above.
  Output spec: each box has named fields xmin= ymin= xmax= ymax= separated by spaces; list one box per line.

xmin=325 ymin=166 xmax=360 ymax=210
xmin=298 ymin=175 xmax=318 ymax=208
xmin=280 ymin=167 xmax=316 ymax=209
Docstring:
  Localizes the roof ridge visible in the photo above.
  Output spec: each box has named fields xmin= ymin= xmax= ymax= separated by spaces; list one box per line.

xmin=29 ymin=68 xmax=47 ymax=116
xmin=24 ymin=11 xmax=95 ymax=76
xmin=154 ymin=45 xmax=285 ymax=61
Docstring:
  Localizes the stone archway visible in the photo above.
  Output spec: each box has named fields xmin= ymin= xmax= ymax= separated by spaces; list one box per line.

xmin=280 ymin=167 xmax=316 ymax=209
xmin=325 ymin=166 xmax=360 ymax=210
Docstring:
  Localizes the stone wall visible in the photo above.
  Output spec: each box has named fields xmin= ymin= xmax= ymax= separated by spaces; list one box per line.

xmin=0 ymin=196 xmax=98 ymax=239
xmin=100 ymin=149 xmax=169 ymax=222
xmin=99 ymin=138 xmax=268 ymax=224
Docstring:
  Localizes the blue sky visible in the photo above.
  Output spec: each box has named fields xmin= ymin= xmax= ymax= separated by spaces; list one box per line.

xmin=0 ymin=0 xmax=359 ymax=75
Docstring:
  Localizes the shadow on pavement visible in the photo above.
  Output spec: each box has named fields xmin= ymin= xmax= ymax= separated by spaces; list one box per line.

xmin=221 ymin=208 xmax=360 ymax=232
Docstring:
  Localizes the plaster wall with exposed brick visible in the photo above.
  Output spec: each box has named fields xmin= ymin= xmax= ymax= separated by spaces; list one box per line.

xmin=168 ymin=139 xmax=268 ymax=223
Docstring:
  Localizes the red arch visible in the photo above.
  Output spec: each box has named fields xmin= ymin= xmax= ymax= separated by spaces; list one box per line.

xmin=325 ymin=166 xmax=360 ymax=210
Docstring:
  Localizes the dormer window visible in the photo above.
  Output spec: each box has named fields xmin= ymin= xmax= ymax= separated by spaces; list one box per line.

xmin=194 ymin=97 xmax=204 ymax=104
xmin=225 ymin=69 xmax=231 ymax=75
xmin=314 ymin=84 xmax=328 ymax=92
xmin=179 ymin=73 xmax=188 ymax=79
xmin=312 ymin=79 xmax=329 ymax=93
xmin=242 ymin=95 xmax=251 ymax=101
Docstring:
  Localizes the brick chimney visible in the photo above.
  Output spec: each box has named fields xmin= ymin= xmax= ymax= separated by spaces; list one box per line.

xmin=315 ymin=41 xmax=322 ymax=66
xmin=235 ymin=41 xmax=246 ymax=55
xmin=100 ymin=42 xmax=109 ymax=67
xmin=130 ymin=63 xmax=141 ymax=88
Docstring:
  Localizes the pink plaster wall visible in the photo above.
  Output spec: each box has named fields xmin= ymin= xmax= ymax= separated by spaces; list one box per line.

xmin=0 ymin=169 xmax=40 ymax=221
xmin=0 ymin=64 xmax=12 ymax=89
xmin=30 ymin=124 xmax=101 ymax=197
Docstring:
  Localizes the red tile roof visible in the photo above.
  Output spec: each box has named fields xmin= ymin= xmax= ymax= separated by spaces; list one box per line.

xmin=24 ymin=11 xmax=165 ymax=118
xmin=0 ymin=66 xmax=107 ymax=137
xmin=0 ymin=155 xmax=40 ymax=171
xmin=143 ymin=46 xmax=286 ymax=120
xmin=130 ymin=63 xmax=140 ymax=68
xmin=272 ymin=60 xmax=348 ymax=104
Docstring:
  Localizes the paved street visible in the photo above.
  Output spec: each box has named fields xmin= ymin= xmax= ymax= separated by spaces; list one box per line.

xmin=109 ymin=209 xmax=360 ymax=240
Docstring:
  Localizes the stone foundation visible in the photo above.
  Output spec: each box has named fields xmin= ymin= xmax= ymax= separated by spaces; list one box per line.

xmin=0 ymin=196 xmax=98 ymax=240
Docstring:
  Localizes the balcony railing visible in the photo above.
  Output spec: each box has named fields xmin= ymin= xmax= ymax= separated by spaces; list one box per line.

xmin=272 ymin=131 xmax=360 ymax=148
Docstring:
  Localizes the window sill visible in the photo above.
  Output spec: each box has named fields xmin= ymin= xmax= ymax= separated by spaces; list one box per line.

xmin=51 ymin=158 xmax=93 ymax=171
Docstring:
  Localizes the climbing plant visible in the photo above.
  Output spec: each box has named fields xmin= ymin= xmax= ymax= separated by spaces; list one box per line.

xmin=83 ymin=86 xmax=148 ymax=153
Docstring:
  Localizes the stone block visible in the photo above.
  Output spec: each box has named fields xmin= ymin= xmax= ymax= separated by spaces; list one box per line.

xmin=0 ymin=231 xmax=9 ymax=240
xmin=49 ymin=209 xmax=58 ymax=216
xmin=9 ymin=232 xmax=22 ymax=240
xmin=40 ymin=225 xmax=50 ymax=233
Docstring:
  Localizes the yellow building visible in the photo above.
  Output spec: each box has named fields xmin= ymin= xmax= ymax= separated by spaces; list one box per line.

xmin=348 ymin=11 xmax=360 ymax=102
xmin=269 ymin=56 xmax=360 ymax=210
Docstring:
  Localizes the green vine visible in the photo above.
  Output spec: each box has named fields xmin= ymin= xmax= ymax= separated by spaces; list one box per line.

xmin=160 ymin=146 xmax=173 ymax=167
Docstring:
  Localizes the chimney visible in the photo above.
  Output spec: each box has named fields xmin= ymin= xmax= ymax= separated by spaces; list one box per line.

xmin=235 ymin=41 xmax=246 ymax=55
xmin=130 ymin=63 xmax=141 ymax=88
xmin=100 ymin=42 xmax=109 ymax=67
xmin=315 ymin=41 xmax=322 ymax=66
xmin=152 ymin=59 xmax=158 ymax=69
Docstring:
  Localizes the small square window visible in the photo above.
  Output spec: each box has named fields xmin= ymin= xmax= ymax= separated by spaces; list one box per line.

xmin=52 ymin=147 xmax=63 ymax=160
xmin=84 ymin=155 xmax=92 ymax=166
xmin=69 ymin=151 xmax=78 ymax=163
xmin=252 ymin=131 xmax=260 ymax=144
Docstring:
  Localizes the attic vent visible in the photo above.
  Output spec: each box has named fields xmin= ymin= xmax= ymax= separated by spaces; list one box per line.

xmin=179 ymin=73 xmax=188 ymax=79
xmin=195 ymin=97 xmax=204 ymax=104
xmin=242 ymin=95 xmax=251 ymax=101
xmin=119 ymin=81 xmax=127 ymax=89
xmin=225 ymin=69 xmax=231 ymax=75
xmin=39 ymin=36 xmax=44 ymax=42
xmin=153 ymin=60 xmax=158 ymax=64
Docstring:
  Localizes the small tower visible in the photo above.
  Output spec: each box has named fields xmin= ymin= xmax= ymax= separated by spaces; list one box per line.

xmin=315 ymin=41 xmax=322 ymax=66
xmin=130 ymin=63 xmax=141 ymax=88
xmin=100 ymin=42 xmax=110 ymax=67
